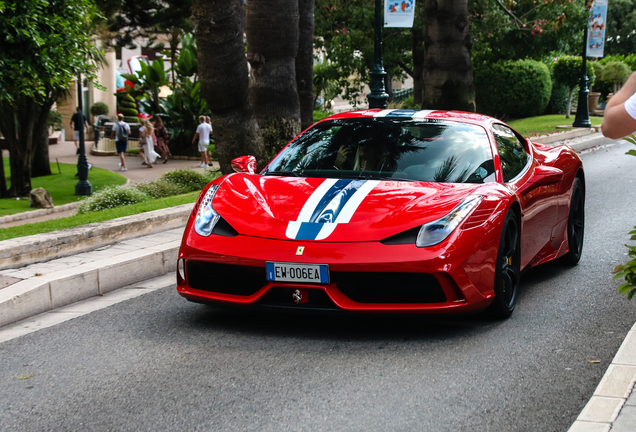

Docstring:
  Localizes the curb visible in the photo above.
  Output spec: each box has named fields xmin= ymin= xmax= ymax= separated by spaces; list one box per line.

xmin=568 ymin=322 xmax=636 ymax=432
xmin=0 ymin=204 xmax=192 ymax=270
xmin=0 ymin=202 xmax=81 ymax=224
xmin=0 ymin=239 xmax=180 ymax=328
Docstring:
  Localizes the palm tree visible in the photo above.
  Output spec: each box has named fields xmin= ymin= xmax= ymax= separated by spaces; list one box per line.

xmin=296 ymin=0 xmax=315 ymax=131
xmin=246 ymin=0 xmax=302 ymax=157
xmin=192 ymin=0 xmax=268 ymax=174
xmin=422 ymin=0 xmax=475 ymax=112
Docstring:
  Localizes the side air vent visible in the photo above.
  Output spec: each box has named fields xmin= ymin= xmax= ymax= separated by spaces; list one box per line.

xmin=462 ymin=199 xmax=498 ymax=230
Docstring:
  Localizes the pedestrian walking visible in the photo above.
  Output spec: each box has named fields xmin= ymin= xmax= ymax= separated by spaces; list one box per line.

xmin=205 ymin=116 xmax=214 ymax=164
xmin=154 ymin=116 xmax=171 ymax=164
xmin=110 ymin=113 xmax=130 ymax=171
xmin=192 ymin=115 xmax=212 ymax=167
xmin=70 ymin=107 xmax=89 ymax=153
xmin=139 ymin=119 xmax=160 ymax=168
xmin=602 ymin=71 xmax=636 ymax=139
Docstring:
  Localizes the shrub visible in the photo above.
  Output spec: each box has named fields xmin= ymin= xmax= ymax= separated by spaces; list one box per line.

xmin=601 ymin=61 xmax=632 ymax=93
xmin=134 ymin=179 xmax=189 ymax=199
xmin=474 ymin=59 xmax=552 ymax=119
xmin=46 ymin=110 xmax=64 ymax=131
xmin=90 ymin=102 xmax=109 ymax=117
xmin=77 ymin=186 xmax=150 ymax=214
xmin=159 ymin=169 xmax=218 ymax=191
xmin=546 ymin=82 xmax=569 ymax=115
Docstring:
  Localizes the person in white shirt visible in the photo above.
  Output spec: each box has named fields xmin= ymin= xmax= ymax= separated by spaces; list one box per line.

xmin=192 ymin=115 xmax=212 ymax=167
xmin=601 ymin=71 xmax=636 ymax=139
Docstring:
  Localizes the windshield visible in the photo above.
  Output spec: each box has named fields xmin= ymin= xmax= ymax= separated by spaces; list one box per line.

xmin=263 ymin=118 xmax=496 ymax=183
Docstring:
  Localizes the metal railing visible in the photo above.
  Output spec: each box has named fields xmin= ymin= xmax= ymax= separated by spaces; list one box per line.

xmin=392 ymin=87 xmax=414 ymax=103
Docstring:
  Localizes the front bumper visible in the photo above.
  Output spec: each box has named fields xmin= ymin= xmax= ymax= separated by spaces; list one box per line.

xmin=176 ymin=226 xmax=500 ymax=314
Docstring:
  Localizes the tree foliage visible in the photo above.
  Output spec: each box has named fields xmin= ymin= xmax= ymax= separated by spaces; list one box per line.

xmin=0 ymin=0 xmax=102 ymax=197
xmin=471 ymin=0 xmax=589 ymax=63
xmin=605 ymin=0 xmax=636 ymax=56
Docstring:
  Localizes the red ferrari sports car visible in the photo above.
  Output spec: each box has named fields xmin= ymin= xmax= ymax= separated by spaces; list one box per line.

xmin=176 ymin=109 xmax=585 ymax=318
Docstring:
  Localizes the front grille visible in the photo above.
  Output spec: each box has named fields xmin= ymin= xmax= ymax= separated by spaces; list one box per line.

xmin=186 ymin=260 xmax=265 ymax=296
xmin=258 ymin=287 xmax=337 ymax=309
xmin=333 ymin=272 xmax=445 ymax=304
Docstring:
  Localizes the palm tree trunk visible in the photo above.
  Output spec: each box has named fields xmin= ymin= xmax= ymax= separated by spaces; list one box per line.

xmin=246 ymin=0 xmax=301 ymax=156
xmin=192 ymin=0 xmax=268 ymax=174
xmin=422 ymin=0 xmax=475 ymax=112
xmin=296 ymin=0 xmax=314 ymax=131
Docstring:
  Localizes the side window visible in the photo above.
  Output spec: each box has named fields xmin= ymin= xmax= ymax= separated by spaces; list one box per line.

xmin=492 ymin=124 xmax=529 ymax=182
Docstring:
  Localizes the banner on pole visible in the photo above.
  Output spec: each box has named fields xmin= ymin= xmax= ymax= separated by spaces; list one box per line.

xmin=384 ymin=0 xmax=415 ymax=28
xmin=587 ymin=0 xmax=608 ymax=57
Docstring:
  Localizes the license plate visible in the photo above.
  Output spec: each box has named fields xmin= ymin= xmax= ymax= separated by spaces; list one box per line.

xmin=266 ymin=262 xmax=329 ymax=284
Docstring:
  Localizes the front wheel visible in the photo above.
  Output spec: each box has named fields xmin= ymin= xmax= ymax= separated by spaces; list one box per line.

xmin=561 ymin=177 xmax=585 ymax=266
xmin=487 ymin=210 xmax=521 ymax=319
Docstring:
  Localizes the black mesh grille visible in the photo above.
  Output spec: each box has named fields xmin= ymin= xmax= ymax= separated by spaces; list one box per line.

xmin=186 ymin=261 xmax=265 ymax=296
xmin=333 ymin=272 xmax=445 ymax=304
xmin=258 ymin=287 xmax=336 ymax=309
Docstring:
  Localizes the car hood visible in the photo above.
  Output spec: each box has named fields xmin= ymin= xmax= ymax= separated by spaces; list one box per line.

xmin=212 ymin=174 xmax=481 ymax=242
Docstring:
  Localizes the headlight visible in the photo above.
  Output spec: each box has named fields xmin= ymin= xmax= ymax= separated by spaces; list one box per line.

xmin=194 ymin=185 xmax=221 ymax=236
xmin=416 ymin=195 xmax=482 ymax=247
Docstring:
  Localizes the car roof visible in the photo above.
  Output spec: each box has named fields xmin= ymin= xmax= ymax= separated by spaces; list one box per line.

xmin=324 ymin=109 xmax=495 ymax=127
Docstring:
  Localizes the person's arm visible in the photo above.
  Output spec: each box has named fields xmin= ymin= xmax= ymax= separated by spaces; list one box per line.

xmin=110 ymin=124 xmax=116 ymax=139
xmin=601 ymin=71 xmax=636 ymax=139
xmin=192 ymin=132 xmax=199 ymax=144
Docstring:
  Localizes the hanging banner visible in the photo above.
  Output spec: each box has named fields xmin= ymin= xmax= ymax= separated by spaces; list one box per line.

xmin=384 ymin=0 xmax=415 ymax=28
xmin=587 ymin=0 xmax=608 ymax=57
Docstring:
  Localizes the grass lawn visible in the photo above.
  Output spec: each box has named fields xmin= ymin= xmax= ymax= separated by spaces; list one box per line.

xmin=1 ymin=159 xmax=126 ymax=217
xmin=0 ymin=191 xmax=199 ymax=241
xmin=508 ymin=114 xmax=603 ymax=137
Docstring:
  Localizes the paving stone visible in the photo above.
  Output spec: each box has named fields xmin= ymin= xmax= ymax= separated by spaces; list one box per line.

xmin=610 ymin=405 xmax=636 ymax=432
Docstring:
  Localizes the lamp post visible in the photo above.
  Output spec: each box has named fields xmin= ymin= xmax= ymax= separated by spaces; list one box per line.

xmin=75 ymin=73 xmax=92 ymax=195
xmin=573 ymin=28 xmax=592 ymax=128
xmin=367 ymin=0 xmax=388 ymax=109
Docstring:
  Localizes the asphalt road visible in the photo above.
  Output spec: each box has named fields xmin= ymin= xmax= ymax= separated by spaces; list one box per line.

xmin=2 ymin=141 xmax=636 ymax=432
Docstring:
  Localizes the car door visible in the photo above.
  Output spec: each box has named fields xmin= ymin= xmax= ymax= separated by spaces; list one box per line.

xmin=492 ymin=124 xmax=558 ymax=269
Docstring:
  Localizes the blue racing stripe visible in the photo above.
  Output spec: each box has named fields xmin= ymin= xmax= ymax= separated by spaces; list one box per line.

xmin=309 ymin=179 xmax=367 ymax=223
xmin=296 ymin=222 xmax=324 ymax=240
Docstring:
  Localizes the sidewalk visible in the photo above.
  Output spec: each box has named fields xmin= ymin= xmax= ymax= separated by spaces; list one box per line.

xmin=0 ymin=128 xmax=634 ymax=431
xmin=0 ymin=139 xmax=218 ymax=227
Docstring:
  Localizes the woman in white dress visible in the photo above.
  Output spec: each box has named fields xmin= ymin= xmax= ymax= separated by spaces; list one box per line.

xmin=139 ymin=119 xmax=160 ymax=168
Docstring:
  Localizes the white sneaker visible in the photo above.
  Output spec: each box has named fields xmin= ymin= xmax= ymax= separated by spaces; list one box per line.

xmin=121 ymin=167 xmax=127 ymax=171
xmin=199 ymin=163 xmax=206 ymax=167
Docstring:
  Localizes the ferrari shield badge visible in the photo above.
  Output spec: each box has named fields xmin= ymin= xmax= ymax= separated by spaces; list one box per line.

xmin=296 ymin=246 xmax=305 ymax=255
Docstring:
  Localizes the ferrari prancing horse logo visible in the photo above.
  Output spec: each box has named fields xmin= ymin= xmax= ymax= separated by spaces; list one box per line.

xmin=292 ymin=289 xmax=303 ymax=304
xmin=296 ymin=246 xmax=305 ymax=255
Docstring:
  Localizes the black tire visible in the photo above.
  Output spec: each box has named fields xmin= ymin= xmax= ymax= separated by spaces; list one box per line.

xmin=561 ymin=177 xmax=585 ymax=266
xmin=487 ymin=210 xmax=521 ymax=319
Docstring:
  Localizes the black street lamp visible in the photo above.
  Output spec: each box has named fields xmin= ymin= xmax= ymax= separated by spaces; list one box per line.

xmin=367 ymin=0 xmax=388 ymax=109
xmin=573 ymin=28 xmax=592 ymax=128
xmin=75 ymin=73 xmax=92 ymax=196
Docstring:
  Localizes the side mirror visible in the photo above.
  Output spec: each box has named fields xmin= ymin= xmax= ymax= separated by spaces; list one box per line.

xmin=517 ymin=166 xmax=564 ymax=196
xmin=231 ymin=155 xmax=257 ymax=174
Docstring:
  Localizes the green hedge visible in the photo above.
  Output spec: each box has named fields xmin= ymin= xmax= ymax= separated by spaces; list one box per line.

xmin=474 ymin=59 xmax=552 ymax=119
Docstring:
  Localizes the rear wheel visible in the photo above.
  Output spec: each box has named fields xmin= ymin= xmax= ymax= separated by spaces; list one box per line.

xmin=561 ymin=177 xmax=585 ymax=266
xmin=488 ymin=210 xmax=521 ymax=319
